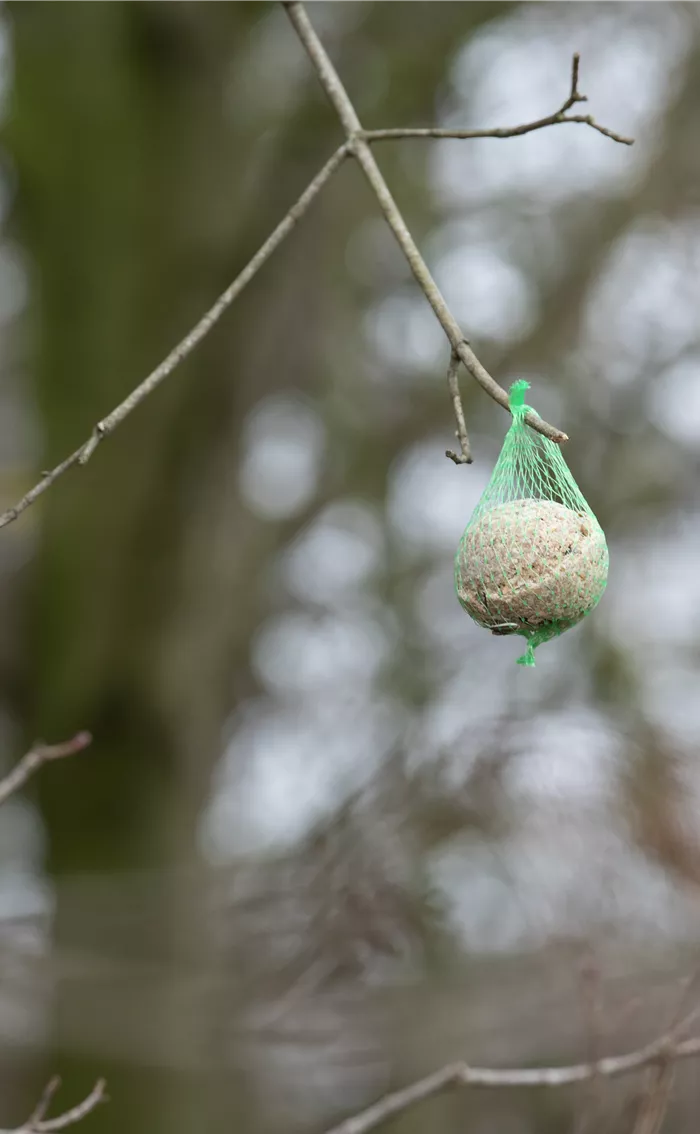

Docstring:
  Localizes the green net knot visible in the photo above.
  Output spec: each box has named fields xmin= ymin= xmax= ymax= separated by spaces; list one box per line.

xmin=514 ymin=622 xmax=564 ymax=667
xmin=508 ymin=379 xmax=531 ymax=419
xmin=516 ymin=642 xmax=536 ymax=667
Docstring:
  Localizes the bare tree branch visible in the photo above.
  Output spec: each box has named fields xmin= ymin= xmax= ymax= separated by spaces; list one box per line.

xmin=0 ymin=1078 xmax=107 ymax=1134
xmin=0 ymin=145 xmax=350 ymax=531
xmin=0 ymin=731 xmax=92 ymax=808
xmin=0 ymin=28 xmax=632 ymax=530
xmin=329 ymin=969 xmax=700 ymax=1134
xmin=364 ymin=118 xmax=634 ymax=145
xmin=444 ymin=349 xmax=472 ymax=464
xmin=323 ymin=1035 xmax=700 ymax=1134
xmin=284 ymin=1 xmax=630 ymax=448
xmin=364 ymin=53 xmax=634 ymax=147
xmin=282 ymin=0 xmax=568 ymax=444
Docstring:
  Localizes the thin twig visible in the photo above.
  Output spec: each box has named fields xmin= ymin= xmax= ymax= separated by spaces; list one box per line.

xmin=363 ymin=116 xmax=633 ymax=146
xmin=572 ymin=949 xmax=606 ymax=1134
xmin=0 ymin=731 xmax=92 ymax=808
xmin=363 ymin=113 xmax=630 ymax=145
xmin=580 ymin=950 xmax=604 ymax=1070
xmin=363 ymin=54 xmax=633 ymax=148
xmin=0 ymin=145 xmax=350 ymax=531
xmin=444 ymin=349 xmax=472 ymax=464
xmin=666 ymin=967 xmax=700 ymax=1038
xmin=631 ymin=967 xmax=700 ymax=1134
xmin=0 ymin=1079 xmax=107 ymax=1134
xmin=24 ymin=1079 xmax=62 ymax=1129
xmin=631 ymin=1062 xmax=674 ymax=1134
xmin=283 ymin=0 xmax=570 ymax=445
xmin=322 ymin=1036 xmax=700 ymax=1134
xmin=282 ymin=17 xmax=633 ymax=451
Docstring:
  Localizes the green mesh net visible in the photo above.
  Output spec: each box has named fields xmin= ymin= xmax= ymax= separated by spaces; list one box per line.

xmin=454 ymin=380 xmax=608 ymax=667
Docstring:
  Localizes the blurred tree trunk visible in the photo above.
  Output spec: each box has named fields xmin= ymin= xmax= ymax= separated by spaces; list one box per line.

xmin=6 ymin=6 xmax=280 ymax=1130
xmin=6 ymin=0 xmax=354 ymax=879
xmin=7 ymin=1 xmax=269 ymax=874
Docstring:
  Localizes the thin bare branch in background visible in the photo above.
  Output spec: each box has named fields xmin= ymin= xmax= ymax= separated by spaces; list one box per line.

xmin=0 ymin=23 xmax=634 ymax=530
xmin=322 ymin=1033 xmax=700 ymax=1134
xmin=0 ymin=731 xmax=92 ymax=808
xmin=444 ymin=349 xmax=472 ymax=465
xmin=322 ymin=967 xmax=700 ymax=1134
xmin=0 ymin=747 xmax=102 ymax=1134
xmin=0 ymin=1077 xmax=107 ymax=1134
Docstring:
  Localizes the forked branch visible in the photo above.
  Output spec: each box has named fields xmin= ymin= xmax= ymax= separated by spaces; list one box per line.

xmin=1 ymin=1077 xmax=107 ymax=1134
xmin=0 ymin=15 xmax=634 ymax=526
xmin=364 ymin=53 xmax=633 ymax=146
xmin=282 ymin=2 xmax=632 ymax=456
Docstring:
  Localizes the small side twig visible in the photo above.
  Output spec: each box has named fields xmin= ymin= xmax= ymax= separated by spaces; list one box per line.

xmin=631 ymin=966 xmax=700 ymax=1134
xmin=24 ymin=1078 xmax=62 ymax=1129
xmin=363 ymin=53 xmax=633 ymax=148
xmin=1 ymin=1078 xmax=107 ymax=1134
xmin=0 ymin=731 xmax=92 ymax=808
xmin=444 ymin=349 xmax=472 ymax=465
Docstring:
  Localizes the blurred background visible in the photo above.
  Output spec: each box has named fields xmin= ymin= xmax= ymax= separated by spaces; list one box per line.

xmin=0 ymin=2 xmax=698 ymax=1131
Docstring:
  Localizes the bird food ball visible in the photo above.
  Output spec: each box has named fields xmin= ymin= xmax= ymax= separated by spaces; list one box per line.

xmin=454 ymin=498 xmax=608 ymax=632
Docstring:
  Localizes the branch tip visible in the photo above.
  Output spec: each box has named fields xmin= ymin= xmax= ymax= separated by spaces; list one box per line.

xmin=0 ymin=730 xmax=93 ymax=809
xmin=570 ymin=52 xmax=581 ymax=100
xmin=12 ymin=1078 xmax=107 ymax=1134
xmin=444 ymin=350 xmax=472 ymax=465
